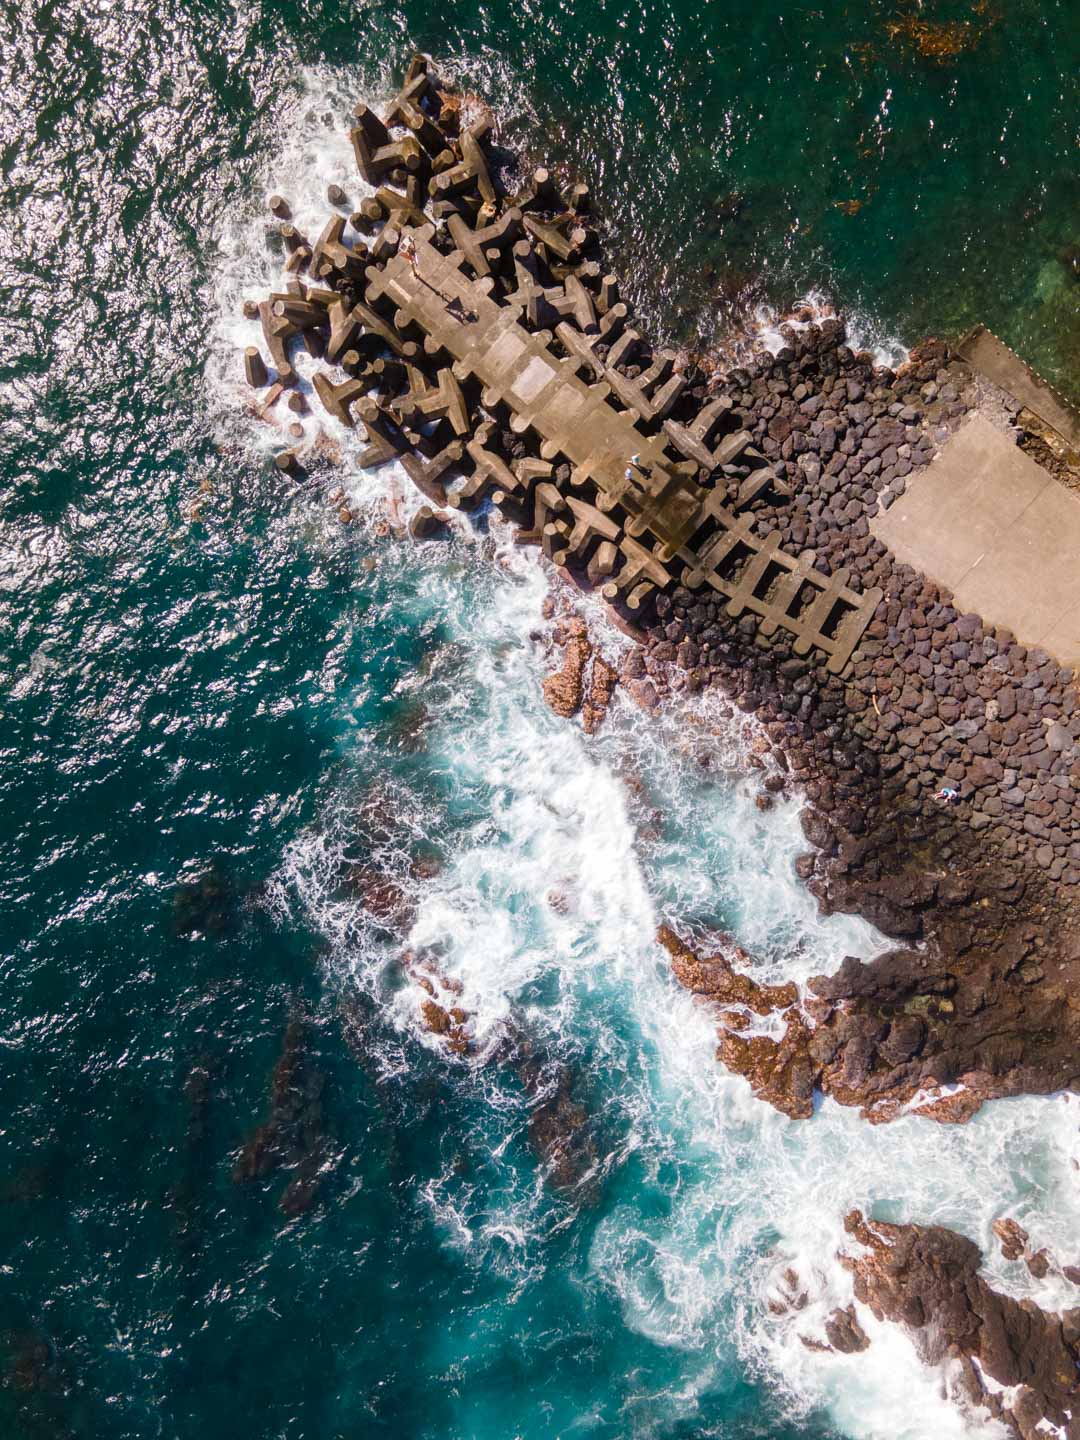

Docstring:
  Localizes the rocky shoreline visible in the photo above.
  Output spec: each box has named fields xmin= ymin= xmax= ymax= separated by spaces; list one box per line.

xmin=633 ymin=323 xmax=1080 ymax=1122
xmin=842 ymin=1211 xmax=1080 ymax=1439
xmin=771 ymin=1211 xmax=1080 ymax=1439
xmin=542 ymin=313 xmax=1080 ymax=1127
xmin=238 ymin=55 xmax=1080 ymax=1435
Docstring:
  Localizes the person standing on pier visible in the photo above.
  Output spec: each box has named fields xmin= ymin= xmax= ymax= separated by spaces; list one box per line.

xmin=399 ymin=232 xmax=419 ymax=275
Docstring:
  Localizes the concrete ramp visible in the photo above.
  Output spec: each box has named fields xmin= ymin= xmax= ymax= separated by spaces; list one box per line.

xmin=872 ymin=413 xmax=1080 ymax=669
xmin=957 ymin=325 xmax=1080 ymax=450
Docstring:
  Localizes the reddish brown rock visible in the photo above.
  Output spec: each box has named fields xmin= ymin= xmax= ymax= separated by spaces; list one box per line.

xmin=657 ymin=924 xmax=797 ymax=1014
xmin=719 ymin=1014 xmax=818 ymax=1120
xmin=406 ymin=952 xmax=472 ymax=1055
xmin=1026 ymin=1248 xmax=1052 ymax=1280
xmin=543 ymin=618 xmax=590 ymax=718
xmin=844 ymin=1210 xmax=1080 ymax=1437
xmin=767 ymin=1265 xmax=810 ymax=1315
xmin=824 ymin=1304 xmax=870 ymax=1354
xmin=658 ymin=924 xmax=814 ymax=1116
xmin=582 ymin=655 xmax=618 ymax=734
xmin=625 ymin=676 xmax=660 ymax=712
xmin=342 ymin=864 xmax=415 ymax=932
xmin=993 ymin=1216 xmax=1029 ymax=1262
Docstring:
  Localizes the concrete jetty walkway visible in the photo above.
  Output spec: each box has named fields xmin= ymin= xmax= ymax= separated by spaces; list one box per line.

xmin=873 ymin=413 xmax=1080 ymax=666
xmin=239 ymin=50 xmax=887 ymax=677
xmin=364 ymin=228 xmax=881 ymax=672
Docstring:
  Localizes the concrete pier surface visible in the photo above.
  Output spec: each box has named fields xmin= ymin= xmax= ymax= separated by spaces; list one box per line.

xmin=957 ymin=324 xmax=1080 ymax=451
xmin=873 ymin=413 xmax=1080 ymax=667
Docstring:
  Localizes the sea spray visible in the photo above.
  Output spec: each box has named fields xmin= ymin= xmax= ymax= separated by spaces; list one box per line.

xmin=266 ymin=521 xmax=1080 ymax=1437
xmin=750 ymin=291 xmax=909 ymax=372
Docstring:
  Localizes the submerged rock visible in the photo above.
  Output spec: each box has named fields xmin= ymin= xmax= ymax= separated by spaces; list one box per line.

xmin=173 ymin=862 xmax=235 ymax=937
xmin=340 ymin=864 xmax=415 ymax=933
xmin=495 ymin=1023 xmax=601 ymax=1201
xmin=232 ymin=1010 xmax=328 ymax=1217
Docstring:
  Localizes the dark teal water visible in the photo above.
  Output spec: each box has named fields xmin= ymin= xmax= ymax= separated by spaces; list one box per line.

xmin=2 ymin=2 xmax=1079 ymax=1437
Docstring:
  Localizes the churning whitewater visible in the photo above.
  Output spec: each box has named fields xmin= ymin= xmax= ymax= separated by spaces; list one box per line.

xmin=208 ymin=66 xmax=1080 ymax=1440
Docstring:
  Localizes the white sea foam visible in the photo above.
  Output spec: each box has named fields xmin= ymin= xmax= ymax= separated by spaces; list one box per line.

xmin=749 ymin=290 xmax=909 ymax=371
xmin=270 ymin=523 xmax=1080 ymax=1436
xmin=215 ymin=72 xmax=1080 ymax=1440
xmin=202 ymin=66 xmax=460 ymax=539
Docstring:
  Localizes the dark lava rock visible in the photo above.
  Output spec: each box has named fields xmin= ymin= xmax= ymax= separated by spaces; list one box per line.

xmin=824 ymin=1304 xmax=870 ymax=1354
xmin=845 ymin=1210 xmax=1080 ymax=1438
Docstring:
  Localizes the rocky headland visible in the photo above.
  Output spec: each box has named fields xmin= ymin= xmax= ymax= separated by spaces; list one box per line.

xmin=239 ymin=55 xmax=1080 ymax=1433
xmin=631 ymin=322 xmax=1080 ymax=1126
xmin=842 ymin=1211 xmax=1080 ymax=1439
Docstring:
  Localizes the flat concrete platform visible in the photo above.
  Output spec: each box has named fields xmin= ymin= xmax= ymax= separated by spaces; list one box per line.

xmin=872 ymin=413 xmax=1080 ymax=669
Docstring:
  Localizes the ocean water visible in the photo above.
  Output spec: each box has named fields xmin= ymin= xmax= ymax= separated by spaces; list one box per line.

xmin=2 ymin=4 xmax=1079 ymax=1438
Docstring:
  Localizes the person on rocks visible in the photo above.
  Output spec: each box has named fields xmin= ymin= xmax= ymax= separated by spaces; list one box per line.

xmin=934 ymin=784 xmax=959 ymax=805
xmin=399 ymin=232 xmax=419 ymax=275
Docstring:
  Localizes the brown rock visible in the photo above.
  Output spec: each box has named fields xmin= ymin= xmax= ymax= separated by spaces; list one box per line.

xmin=1026 ymin=1248 xmax=1051 ymax=1280
xmin=582 ymin=656 xmax=618 ymax=734
xmin=843 ymin=1211 xmax=1079 ymax=1436
xmin=657 ymin=925 xmax=798 ymax=1014
xmin=543 ymin=624 xmax=591 ymax=718
xmin=342 ymin=864 xmax=415 ymax=932
xmin=626 ymin=677 xmax=660 ymax=712
xmin=718 ymin=1014 xmax=818 ymax=1120
xmin=993 ymin=1217 xmax=1029 ymax=1262
xmin=824 ymin=1304 xmax=870 ymax=1354
xmin=657 ymin=925 xmax=814 ymax=1118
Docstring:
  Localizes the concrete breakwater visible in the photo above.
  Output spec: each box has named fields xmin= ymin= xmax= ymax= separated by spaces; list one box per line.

xmin=239 ymin=51 xmax=1080 ymax=1126
xmin=243 ymin=55 xmax=881 ymax=676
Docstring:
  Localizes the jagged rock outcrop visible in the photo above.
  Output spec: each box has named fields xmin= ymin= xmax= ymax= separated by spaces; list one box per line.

xmin=657 ymin=924 xmax=815 ymax=1118
xmin=403 ymin=950 xmax=473 ymax=1055
xmin=542 ymin=614 xmax=619 ymax=732
xmin=657 ymin=923 xmax=797 ymax=1013
xmin=823 ymin=1304 xmax=870 ymax=1354
xmin=657 ymin=899 xmax=1080 ymax=1125
xmin=582 ymin=654 xmax=618 ymax=734
xmin=843 ymin=1210 xmax=1080 ymax=1439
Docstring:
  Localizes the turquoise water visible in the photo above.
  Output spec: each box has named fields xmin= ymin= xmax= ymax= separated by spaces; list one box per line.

xmin=3 ymin=3 xmax=1080 ymax=1437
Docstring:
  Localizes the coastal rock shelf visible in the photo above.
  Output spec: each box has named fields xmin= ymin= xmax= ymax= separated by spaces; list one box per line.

xmin=243 ymin=54 xmax=880 ymax=676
